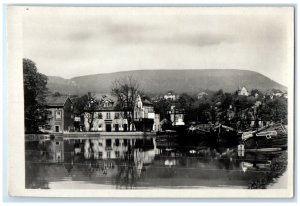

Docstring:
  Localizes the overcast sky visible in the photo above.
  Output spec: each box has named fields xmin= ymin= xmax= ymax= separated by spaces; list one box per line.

xmin=23 ymin=7 xmax=293 ymax=86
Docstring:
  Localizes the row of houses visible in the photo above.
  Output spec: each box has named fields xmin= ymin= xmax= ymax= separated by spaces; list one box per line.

xmin=41 ymin=86 xmax=285 ymax=133
xmin=41 ymin=93 xmax=163 ymax=133
xmin=161 ymin=87 xmax=287 ymax=101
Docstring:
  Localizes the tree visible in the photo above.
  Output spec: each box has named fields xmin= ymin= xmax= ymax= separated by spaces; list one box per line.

xmin=197 ymin=102 xmax=212 ymax=123
xmin=250 ymin=89 xmax=263 ymax=97
xmin=111 ymin=76 xmax=142 ymax=131
xmin=257 ymin=97 xmax=287 ymax=124
xmin=153 ymin=98 xmax=171 ymax=121
xmin=73 ymin=92 xmax=100 ymax=131
xmin=23 ymin=58 xmax=48 ymax=133
xmin=211 ymin=89 xmax=224 ymax=104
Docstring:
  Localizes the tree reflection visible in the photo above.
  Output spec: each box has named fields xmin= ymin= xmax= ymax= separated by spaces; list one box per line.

xmin=115 ymin=144 xmax=137 ymax=189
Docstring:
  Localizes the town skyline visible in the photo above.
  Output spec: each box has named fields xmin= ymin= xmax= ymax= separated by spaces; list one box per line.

xmin=23 ymin=7 xmax=293 ymax=86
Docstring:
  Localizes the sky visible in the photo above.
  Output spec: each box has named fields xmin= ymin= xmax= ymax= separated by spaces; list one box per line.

xmin=23 ymin=7 xmax=294 ymax=86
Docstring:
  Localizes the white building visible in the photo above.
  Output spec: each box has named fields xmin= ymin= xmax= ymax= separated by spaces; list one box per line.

xmin=238 ymin=87 xmax=249 ymax=96
xmin=197 ymin=91 xmax=208 ymax=99
xmin=83 ymin=94 xmax=128 ymax=132
xmin=135 ymin=95 xmax=161 ymax=131
xmin=164 ymin=91 xmax=177 ymax=101
xmin=169 ymin=105 xmax=185 ymax=126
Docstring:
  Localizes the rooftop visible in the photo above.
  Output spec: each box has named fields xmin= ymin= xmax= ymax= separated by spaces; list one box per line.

xmin=45 ymin=95 xmax=70 ymax=107
xmin=141 ymin=97 xmax=153 ymax=106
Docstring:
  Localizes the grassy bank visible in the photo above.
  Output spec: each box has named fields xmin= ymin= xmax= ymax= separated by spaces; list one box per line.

xmin=248 ymin=151 xmax=288 ymax=189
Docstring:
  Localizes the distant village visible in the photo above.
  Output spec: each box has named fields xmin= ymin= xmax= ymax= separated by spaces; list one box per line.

xmin=37 ymin=86 xmax=287 ymax=135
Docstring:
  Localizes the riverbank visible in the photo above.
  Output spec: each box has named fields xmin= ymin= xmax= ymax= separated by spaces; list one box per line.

xmin=25 ymin=131 xmax=157 ymax=141
xmin=248 ymin=151 xmax=288 ymax=189
xmin=267 ymin=170 xmax=288 ymax=189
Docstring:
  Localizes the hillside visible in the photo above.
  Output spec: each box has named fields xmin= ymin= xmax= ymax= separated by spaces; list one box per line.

xmin=47 ymin=69 xmax=287 ymax=95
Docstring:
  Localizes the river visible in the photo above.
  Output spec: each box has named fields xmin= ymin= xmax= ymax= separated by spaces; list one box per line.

xmin=25 ymin=135 xmax=287 ymax=189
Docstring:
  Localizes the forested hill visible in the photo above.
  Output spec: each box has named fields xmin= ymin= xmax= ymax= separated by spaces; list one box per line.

xmin=47 ymin=69 xmax=287 ymax=95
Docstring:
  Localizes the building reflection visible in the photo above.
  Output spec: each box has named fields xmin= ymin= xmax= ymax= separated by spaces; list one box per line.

xmin=25 ymin=136 xmax=283 ymax=189
xmin=61 ymin=137 xmax=157 ymax=188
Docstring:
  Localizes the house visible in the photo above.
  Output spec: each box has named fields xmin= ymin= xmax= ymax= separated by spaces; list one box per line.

xmin=42 ymin=95 xmax=74 ymax=133
xmin=134 ymin=95 xmax=160 ymax=132
xmin=164 ymin=91 xmax=177 ymax=101
xmin=84 ymin=93 xmax=128 ymax=132
xmin=238 ymin=87 xmax=249 ymax=96
xmin=197 ymin=91 xmax=208 ymax=99
xmin=169 ymin=105 xmax=185 ymax=126
xmin=46 ymin=137 xmax=64 ymax=162
xmin=153 ymin=114 xmax=161 ymax=131
xmin=254 ymin=93 xmax=259 ymax=98
xmin=83 ymin=93 xmax=160 ymax=132
xmin=135 ymin=95 xmax=155 ymax=119
xmin=272 ymin=89 xmax=284 ymax=97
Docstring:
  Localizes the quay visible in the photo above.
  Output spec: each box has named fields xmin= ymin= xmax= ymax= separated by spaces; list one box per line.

xmin=63 ymin=132 xmax=156 ymax=139
xmin=25 ymin=132 xmax=157 ymax=141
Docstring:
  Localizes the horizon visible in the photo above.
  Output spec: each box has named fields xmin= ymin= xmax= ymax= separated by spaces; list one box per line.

xmin=23 ymin=7 xmax=293 ymax=86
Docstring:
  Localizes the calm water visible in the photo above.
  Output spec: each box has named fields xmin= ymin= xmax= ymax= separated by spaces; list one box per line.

xmin=25 ymin=136 xmax=287 ymax=189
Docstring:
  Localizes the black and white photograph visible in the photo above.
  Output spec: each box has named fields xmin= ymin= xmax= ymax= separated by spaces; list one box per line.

xmin=7 ymin=6 xmax=294 ymax=198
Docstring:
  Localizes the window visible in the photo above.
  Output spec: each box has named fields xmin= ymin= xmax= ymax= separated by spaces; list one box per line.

xmin=106 ymin=139 xmax=112 ymax=147
xmin=99 ymin=152 xmax=103 ymax=158
xmin=107 ymin=151 xmax=111 ymax=159
xmin=47 ymin=110 xmax=53 ymax=118
xmin=123 ymin=139 xmax=128 ymax=146
xmin=115 ymin=139 xmax=120 ymax=147
xmin=106 ymin=112 xmax=111 ymax=119
xmin=115 ymin=151 xmax=120 ymax=158
xmin=55 ymin=110 xmax=62 ymax=120
xmin=104 ymin=101 xmax=109 ymax=107
xmin=98 ymin=113 xmax=102 ymax=119
xmin=45 ymin=125 xmax=52 ymax=130
xmin=115 ymin=112 xmax=119 ymax=119
xmin=55 ymin=126 xmax=60 ymax=132
xmin=56 ymin=141 xmax=60 ymax=145
xmin=115 ymin=124 xmax=119 ymax=132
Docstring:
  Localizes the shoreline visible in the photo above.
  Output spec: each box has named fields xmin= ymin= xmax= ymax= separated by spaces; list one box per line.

xmin=25 ymin=132 xmax=157 ymax=141
xmin=267 ymin=171 xmax=288 ymax=189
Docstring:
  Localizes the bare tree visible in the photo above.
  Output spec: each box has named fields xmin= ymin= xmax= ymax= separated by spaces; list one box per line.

xmin=111 ymin=76 xmax=142 ymax=131
xmin=73 ymin=92 xmax=100 ymax=131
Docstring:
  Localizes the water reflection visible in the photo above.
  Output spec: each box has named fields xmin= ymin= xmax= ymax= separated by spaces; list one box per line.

xmin=25 ymin=136 xmax=287 ymax=189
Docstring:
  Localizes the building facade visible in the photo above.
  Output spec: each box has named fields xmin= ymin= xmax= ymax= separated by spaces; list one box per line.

xmin=169 ymin=105 xmax=185 ymax=126
xmin=197 ymin=91 xmax=208 ymax=99
xmin=83 ymin=93 xmax=160 ymax=132
xmin=83 ymin=94 xmax=128 ymax=132
xmin=42 ymin=95 xmax=74 ymax=133
xmin=134 ymin=95 xmax=160 ymax=131
xmin=164 ymin=91 xmax=177 ymax=101
xmin=238 ymin=87 xmax=249 ymax=96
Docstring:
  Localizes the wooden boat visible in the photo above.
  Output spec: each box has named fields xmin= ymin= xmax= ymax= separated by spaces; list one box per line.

xmin=212 ymin=124 xmax=241 ymax=147
xmin=241 ymin=123 xmax=287 ymax=150
xmin=186 ymin=124 xmax=240 ymax=148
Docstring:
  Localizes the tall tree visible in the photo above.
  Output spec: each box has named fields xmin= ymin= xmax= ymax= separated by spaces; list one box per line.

xmin=23 ymin=58 xmax=48 ymax=133
xmin=153 ymin=98 xmax=172 ymax=121
xmin=73 ymin=92 xmax=100 ymax=131
xmin=111 ymin=76 xmax=142 ymax=131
